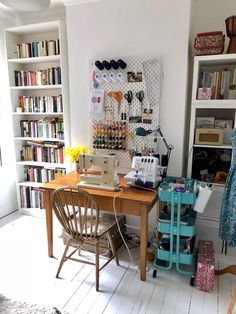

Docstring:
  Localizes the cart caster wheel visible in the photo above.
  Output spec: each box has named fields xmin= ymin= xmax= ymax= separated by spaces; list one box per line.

xmin=190 ymin=275 xmax=195 ymax=286
xmin=153 ymin=269 xmax=157 ymax=278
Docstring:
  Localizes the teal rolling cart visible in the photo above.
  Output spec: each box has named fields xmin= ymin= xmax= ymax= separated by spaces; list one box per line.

xmin=153 ymin=176 xmax=198 ymax=284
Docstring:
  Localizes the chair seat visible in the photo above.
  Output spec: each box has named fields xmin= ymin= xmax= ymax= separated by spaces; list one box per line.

xmin=65 ymin=215 xmax=120 ymax=241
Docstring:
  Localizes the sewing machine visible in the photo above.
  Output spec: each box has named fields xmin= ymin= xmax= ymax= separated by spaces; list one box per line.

xmin=124 ymin=156 xmax=164 ymax=189
xmin=77 ymin=154 xmax=119 ymax=191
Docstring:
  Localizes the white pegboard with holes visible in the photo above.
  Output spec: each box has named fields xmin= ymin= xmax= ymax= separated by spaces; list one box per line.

xmin=89 ymin=56 xmax=162 ymax=168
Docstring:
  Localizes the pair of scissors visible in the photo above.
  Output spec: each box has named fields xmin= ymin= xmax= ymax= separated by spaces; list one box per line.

xmin=124 ymin=90 xmax=133 ymax=114
xmin=136 ymin=90 xmax=144 ymax=113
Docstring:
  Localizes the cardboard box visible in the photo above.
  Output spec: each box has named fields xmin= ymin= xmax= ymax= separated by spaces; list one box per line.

xmin=62 ymin=215 xmax=126 ymax=257
xmin=215 ymin=119 xmax=233 ymax=144
xmin=196 ymin=117 xmax=215 ymax=128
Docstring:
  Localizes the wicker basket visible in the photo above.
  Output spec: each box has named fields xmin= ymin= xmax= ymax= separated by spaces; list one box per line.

xmin=194 ymin=31 xmax=225 ymax=56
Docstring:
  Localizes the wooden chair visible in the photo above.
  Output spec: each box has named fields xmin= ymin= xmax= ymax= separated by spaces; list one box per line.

xmin=51 ymin=186 xmax=119 ymax=291
xmin=227 ymin=284 xmax=236 ymax=314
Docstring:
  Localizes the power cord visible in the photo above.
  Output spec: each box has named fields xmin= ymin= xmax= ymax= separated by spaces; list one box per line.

xmin=112 ymin=184 xmax=158 ymax=267
xmin=112 ymin=187 xmax=136 ymax=266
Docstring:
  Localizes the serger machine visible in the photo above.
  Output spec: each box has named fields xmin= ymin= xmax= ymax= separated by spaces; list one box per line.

xmin=124 ymin=156 xmax=164 ymax=189
xmin=77 ymin=154 xmax=119 ymax=191
xmin=124 ymin=126 xmax=174 ymax=189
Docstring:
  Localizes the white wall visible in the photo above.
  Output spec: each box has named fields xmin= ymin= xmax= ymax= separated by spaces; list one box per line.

xmin=190 ymin=0 xmax=236 ymax=55
xmin=66 ymin=0 xmax=191 ymax=177
xmin=65 ymin=0 xmax=191 ymax=234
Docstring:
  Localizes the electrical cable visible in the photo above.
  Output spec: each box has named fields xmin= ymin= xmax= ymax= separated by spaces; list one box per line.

xmin=112 ymin=184 xmax=158 ymax=267
xmin=112 ymin=187 xmax=136 ymax=266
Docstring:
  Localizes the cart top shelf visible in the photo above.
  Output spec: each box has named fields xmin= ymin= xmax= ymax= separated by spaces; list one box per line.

xmin=159 ymin=176 xmax=198 ymax=204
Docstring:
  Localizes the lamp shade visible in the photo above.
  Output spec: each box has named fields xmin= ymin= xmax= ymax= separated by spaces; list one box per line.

xmin=0 ymin=0 xmax=50 ymax=11
xmin=134 ymin=127 xmax=151 ymax=137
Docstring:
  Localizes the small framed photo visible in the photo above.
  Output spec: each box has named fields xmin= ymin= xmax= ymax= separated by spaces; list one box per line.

xmin=127 ymin=71 xmax=142 ymax=83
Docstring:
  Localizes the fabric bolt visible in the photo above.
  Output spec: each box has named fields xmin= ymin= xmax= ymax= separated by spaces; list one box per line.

xmin=219 ymin=128 xmax=236 ymax=247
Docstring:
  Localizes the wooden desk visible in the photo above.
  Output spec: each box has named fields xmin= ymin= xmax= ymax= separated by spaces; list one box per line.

xmin=41 ymin=171 xmax=158 ymax=281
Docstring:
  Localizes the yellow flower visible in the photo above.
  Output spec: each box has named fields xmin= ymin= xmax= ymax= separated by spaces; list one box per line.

xmin=65 ymin=146 xmax=91 ymax=163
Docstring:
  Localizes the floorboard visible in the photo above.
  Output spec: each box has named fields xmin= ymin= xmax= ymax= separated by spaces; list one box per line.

xmin=0 ymin=212 xmax=235 ymax=314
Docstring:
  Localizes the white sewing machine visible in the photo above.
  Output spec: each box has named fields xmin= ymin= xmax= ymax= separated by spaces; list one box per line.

xmin=124 ymin=156 xmax=164 ymax=189
xmin=77 ymin=154 xmax=119 ymax=191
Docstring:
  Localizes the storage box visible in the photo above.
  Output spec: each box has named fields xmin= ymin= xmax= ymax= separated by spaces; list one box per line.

xmin=196 ymin=117 xmax=215 ymax=128
xmin=194 ymin=31 xmax=225 ymax=56
xmin=196 ymin=240 xmax=215 ymax=292
xmin=195 ymin=128 xmax=223 ymax=145
xmin=62 ymin=215 xmax=126 ymax=257
xmin=196 ymin=262 xmax=215 ymax=292
xmin=197 ymin=87 xmax=212 ymax=100
xmin=215 ymin=119 xmax=233 ymax=144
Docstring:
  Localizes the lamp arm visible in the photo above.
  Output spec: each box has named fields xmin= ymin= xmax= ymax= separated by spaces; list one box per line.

xmin=155 ymin=126 xmax=170 ymax=151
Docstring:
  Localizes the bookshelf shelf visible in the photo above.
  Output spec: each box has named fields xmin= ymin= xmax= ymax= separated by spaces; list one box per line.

xmin=10 ymin=85 xmax=62 ymax=90
xmin=187 ymin=55 xmax=236 ymax=185
xmin=193 ymin=144 xmax=232 ymax=149
xmin=14 ymin=137 xmax=65 ymax=142
xmin=16 ymin=161 xmax=65 ymax=168
xmin=8 ymin=55 xmax=61 ymax=64
xmin=192 ymin=100 xmax=236 ymax=108
xmin=12 ymin=112 xmax=63 ymax=116
xmin=17 ymin=181 xmax=43 ymax=188
xmin=5 ymin=20 xmax=71 ymax=216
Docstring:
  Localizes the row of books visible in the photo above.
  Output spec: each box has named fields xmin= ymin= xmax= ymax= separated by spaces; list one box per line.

xmin=199 ymin=67 xmax=236 ymax=99
xmin=20 ymin=117 xmax=64 ymax=139
xmin=15 ymin=39 xmax=60 ymax=59
xmin=14 ymin=67 xmax=61 ymax=86
xmin=18 ymin=95 xmax=63 ymax=113
xmin=20 ymin=186 xmax=43 ymax=209
xmin=24 ymin=166 xmax=66 ymax=183
xmin=21 ymin=144 xmax=64 ymax=164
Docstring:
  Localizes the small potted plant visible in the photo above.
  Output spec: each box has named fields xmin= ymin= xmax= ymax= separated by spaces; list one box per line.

xmin=65 ymin=145 xmax=91 ymax=173
xmin=229 ymin=84 xmax=236 ymax=99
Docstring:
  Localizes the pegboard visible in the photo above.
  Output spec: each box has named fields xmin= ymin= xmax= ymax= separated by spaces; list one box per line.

xmin=89 ymin=56 xmax=162 ymax=168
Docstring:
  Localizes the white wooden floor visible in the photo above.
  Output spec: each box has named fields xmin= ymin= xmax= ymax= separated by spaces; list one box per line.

xmin=0 ymin=212 xmax=235 ymax=314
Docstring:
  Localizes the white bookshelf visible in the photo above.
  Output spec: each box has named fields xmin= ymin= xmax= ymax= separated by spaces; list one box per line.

xmin=5 ymin=20 xmax=71 ymax=216
xmin=187 ymin=54 xmax=236 ymax=185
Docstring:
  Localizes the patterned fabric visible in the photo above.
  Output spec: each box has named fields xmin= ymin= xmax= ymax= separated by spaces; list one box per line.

xmin=219 ymin=129 xmax=236 ymax=247
xmin=196 ymin=240 xmax=215 ymax=292
xmin=194 ymin=31 xmax=225 ymax=55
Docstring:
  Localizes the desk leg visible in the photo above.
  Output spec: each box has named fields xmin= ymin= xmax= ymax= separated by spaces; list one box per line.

xmin=140 ymin=205 xmax=148 ymax=281
xmin=44 ymin=190 xmax=53 ymax=257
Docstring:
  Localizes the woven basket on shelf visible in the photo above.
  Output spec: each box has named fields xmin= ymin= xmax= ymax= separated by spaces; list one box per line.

xmin=194 ymin=31 xmax=225 ymax=56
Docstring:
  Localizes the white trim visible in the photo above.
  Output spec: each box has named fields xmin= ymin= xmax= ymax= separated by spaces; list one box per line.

xmin=61 ymin=0 xmax=102 ymax=6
